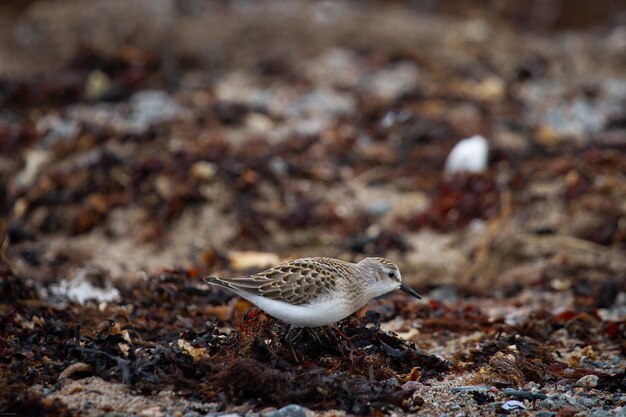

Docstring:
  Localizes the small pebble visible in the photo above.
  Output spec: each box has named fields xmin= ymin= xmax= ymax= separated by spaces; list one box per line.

xmin=587 ymin=409 xmax=610 ymax=417
xmin=540 ymin=393 xmax=579 ymax=410
xmin=534 ymin=412 xmax=556 ymax=417
xmin=578 ymin=396 xmax=602 ymax=408
xmin=615 ymin=407 xmax=626 ymax=417
xmin=503 ymin=388 xmax=547 ymax=400
xmin=444 ymin=134 xmax=489 ymax=174
xmin=262 ymin=404 xmax=311 ymax=417
xmin=575 ymin=374 xmax=599 ymax=388
xmin=368 ymin=200 xmax=391 ymax=216
xmin=140 ymin=407 xmax=164 ymax=417
xmin=402 ymin=380 xmax=422 ymax=392
xmin=191 ymin=161 xmax=218 ymax=180
xmin=429 ymin=285 xmax=459 ymax=303
xmin=556 ymin=406 xmax=578 ymax=417
xmin=451 ymin=385 xmax=491 ymax=393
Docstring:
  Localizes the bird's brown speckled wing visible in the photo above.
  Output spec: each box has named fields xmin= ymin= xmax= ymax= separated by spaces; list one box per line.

xmin=205 ymin=257 xmax=348 ymax=305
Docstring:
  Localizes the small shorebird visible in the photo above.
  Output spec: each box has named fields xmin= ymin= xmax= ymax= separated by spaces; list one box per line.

xmin=205 ymin=257 xmax=421 ymax=327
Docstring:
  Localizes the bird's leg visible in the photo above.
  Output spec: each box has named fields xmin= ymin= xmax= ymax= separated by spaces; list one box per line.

xmin=305 ymin=327 xmax=324 ymax=346
xmin=284 ymin=325 xmax=303 ymax=361
xmin=327 ymin=325 xmax=365 ymax=362
xmin=285 ymin=325 xmax=303 ymax=343
xmin=283 ymin=327 xmax=327 ymax=361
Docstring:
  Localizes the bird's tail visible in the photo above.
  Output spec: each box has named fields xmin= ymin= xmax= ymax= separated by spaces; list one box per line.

xmin=204 ymin=276 xmax=227 ymax=287
xmin=204 ymin=276 xmax=219 ymax=284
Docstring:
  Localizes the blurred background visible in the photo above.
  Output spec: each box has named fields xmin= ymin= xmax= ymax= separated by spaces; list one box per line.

xmin=2 ymin=3 xmax=626 ymax=415
xmin=1 ymin=0 xmax=626 ymax=298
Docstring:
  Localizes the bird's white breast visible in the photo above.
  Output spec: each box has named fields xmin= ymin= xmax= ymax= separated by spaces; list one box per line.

xmin=238 ymin=293 xmax=356 ymax=327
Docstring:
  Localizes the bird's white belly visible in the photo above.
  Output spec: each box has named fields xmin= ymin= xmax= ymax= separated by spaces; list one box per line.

xmin=240 ymin=293 xmax=356 ymax=327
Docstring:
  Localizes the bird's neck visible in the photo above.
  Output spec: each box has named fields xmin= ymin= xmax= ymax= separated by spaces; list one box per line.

xmin=344 ymin=264 xmax=379 ymax=305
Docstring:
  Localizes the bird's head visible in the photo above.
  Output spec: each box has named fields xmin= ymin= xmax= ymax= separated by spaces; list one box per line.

xmin=358 ymin=257 xmax=421 ymax=299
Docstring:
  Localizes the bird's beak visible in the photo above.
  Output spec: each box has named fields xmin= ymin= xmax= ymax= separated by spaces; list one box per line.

xmin=400 ymin=282 xmax=422 ymax=299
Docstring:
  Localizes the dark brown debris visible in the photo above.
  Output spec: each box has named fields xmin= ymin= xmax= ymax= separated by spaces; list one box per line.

xmin=1 ymin=1 xmax=626 ymax=415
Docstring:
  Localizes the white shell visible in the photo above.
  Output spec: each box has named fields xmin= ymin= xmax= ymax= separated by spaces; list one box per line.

xmin=444 ymin=135 xmax=489 ymax=174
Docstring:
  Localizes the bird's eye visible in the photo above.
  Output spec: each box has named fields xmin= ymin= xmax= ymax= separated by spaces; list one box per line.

xmin=388 ymin=272 xmax=395 ymax=278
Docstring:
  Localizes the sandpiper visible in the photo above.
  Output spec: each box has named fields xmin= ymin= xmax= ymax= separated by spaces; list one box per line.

xmin=205 ymin=257 xmax=421 ymax=327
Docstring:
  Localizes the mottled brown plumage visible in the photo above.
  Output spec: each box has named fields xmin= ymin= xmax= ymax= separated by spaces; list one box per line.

xmin=205 ymin=256 xmax=421 ymax=327
xmin=206 ymin=257 xmax=355 ymax=305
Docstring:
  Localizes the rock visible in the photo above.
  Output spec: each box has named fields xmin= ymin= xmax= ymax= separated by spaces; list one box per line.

xmin=578 ymin=396 xmax=602 ymax=408
xmin=556 ymin=406 xmax=579 ymax=417
xmin=245 ymin=113 xmax=274 ymax=132
xmin=140 ymin=407 xmax=164 ymax=417
xmin=304 ymin=48 xmax=361 ymax=89
xmin=502 ymin=400 xmax=525 ymax=411
xmin=13 ymin=148 xmax=51 ymax=190
xmin=204 ymin=413 xmax=241 ymax=417
xmin=401 ymin=380 xmax=422 ymax=392
xmin=542 ymin=100 xmax=610 ymax=139
xmin=365 ymin=62 xmax=419 ymax=101
xmin=269 ymin=157 xmax=288 ymax=176
xmin=539 ymin=393 xmax=579 ymax=410
xmin=587 ymin=409 xmax=610 ymax=417
xmin=451 ymin=385 xmax=491 ymax=393
xmin=519 ymin=79 xmax=625 ymax=146
xmin=444 ymin=135 xmax=489 ymax=174
xmin=502 ymin=388 xmax=547 ymax=400
xmin=534 ymin=412 xmax=556 ymax=417
xmin=368 ymin=200 xmax=391 ymax=216
xmin=85 ymin=69 xmax=112 ymax=101
xmin=428 ymin=285 xmax=459 ymax=303
xmin=38 ymin=115 xmax=79 ymax=148
xmin=182 ymin=412 xmax=202 ymax=417
xmin=262 ymin=404 xmax=311 ymax=417
xmin=191 ymin=161 xmax=218 ymax=181
xmin=68 ymin=89 xmax=187 ymax=134
xmin=130 ymin=90 xmax=186 ymax=131
xmin=493 ymin=128 xmax=528 ymax=154
xmin=290 ymin=89 xmax=356 ymax=119
xmin=575 ymin=374 xmax=599 ymax=388
xmin=50 ymin=266 xmax=120 ymax=305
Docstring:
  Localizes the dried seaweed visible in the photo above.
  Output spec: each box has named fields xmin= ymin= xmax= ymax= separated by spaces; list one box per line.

xmin=1 ymin=2 xmax=626 ymax=415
